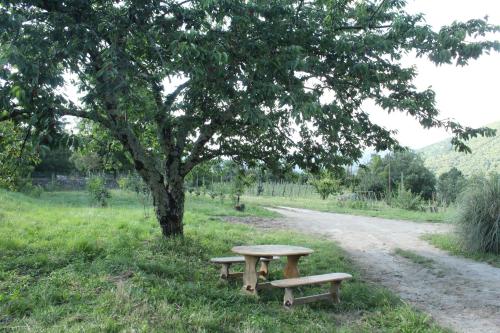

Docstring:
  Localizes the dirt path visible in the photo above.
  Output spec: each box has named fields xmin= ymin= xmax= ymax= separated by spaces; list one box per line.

xmin=248 ymin=207 xmax=500 ymax=333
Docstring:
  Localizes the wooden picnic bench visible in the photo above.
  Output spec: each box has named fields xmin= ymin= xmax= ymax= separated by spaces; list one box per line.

xmin=231 ymin=245 xmax=314 ymax=295
xmin=210 ymin=256 xmax=278 ymax=280
xmin=271 ymin=273 xmax=352 ymax=308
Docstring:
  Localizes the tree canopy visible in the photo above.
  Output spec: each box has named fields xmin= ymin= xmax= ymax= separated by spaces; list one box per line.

xmin=1 ymin=0 xmax=499 ymax=236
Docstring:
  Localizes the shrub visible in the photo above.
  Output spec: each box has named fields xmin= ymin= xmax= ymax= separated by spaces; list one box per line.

xmin=87 ymin=175 xmax=110 ymax=207
xmin=457 ymin=174 xmax=500 ymax=254
xmin=390 ymin=188 xmax=423 ymax=211
xmin=22 ymin=184 xmax=44 ymax=198
xmin=311 ymin=172 xmax=341 ymax=200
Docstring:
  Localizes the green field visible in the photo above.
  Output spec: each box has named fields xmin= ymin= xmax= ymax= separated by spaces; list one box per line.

xmin=242 ymin=195 xmax=452 ymax=223
xmin=0 ymin=190 xmax=448 ymax=332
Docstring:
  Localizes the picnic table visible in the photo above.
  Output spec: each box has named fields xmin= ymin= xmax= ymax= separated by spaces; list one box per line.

xmin=231 ymin=244 xmax=314 ymax=295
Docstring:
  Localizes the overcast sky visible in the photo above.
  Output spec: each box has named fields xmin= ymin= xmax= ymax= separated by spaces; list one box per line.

xmin=367 ymin=0 xmax=500 ymax=149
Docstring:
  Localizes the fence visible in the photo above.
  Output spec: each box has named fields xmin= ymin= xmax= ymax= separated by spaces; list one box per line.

xmin=30 ymin=174 xmax=385 ymax=203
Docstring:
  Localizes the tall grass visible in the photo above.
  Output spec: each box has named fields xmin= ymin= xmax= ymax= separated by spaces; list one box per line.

xmin=457 ymin=174 xmax=500 ymax=254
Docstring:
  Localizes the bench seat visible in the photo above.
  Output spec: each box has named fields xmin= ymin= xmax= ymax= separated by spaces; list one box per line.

xmin=271 ymin=273 xmax=352 ymax=288
xmin=271 ymin=273 xmax=352 ymax=308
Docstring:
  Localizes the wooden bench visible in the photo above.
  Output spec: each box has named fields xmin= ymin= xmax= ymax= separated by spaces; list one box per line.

xmin=210 ymin=256 xmax=279 ymax=280
xmin=270 ymin=273 xmax=352 ymax=308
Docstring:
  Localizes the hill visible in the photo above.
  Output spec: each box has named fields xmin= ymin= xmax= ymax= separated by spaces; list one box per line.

xmin=419 ymin=121 xmax=500 ymax=176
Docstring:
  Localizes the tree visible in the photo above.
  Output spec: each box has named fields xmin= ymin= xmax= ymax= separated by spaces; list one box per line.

xmin=437 ymin=167 xmax=467 ymax=205
xmin=311 ymin=171 xmax=340 ymax=200
xmin=356 ymin=154 xmax=387 ymax=196
xmin=384 ymin=151 xmax=436 ymax=200
xmin=1 ymin=1 xmax=498 ymax=236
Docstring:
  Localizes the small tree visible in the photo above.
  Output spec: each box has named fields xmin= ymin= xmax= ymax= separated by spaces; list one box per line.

xmin=312 ymin=172 xmax=340 ymax=200
xmin=231 ymin=167 xmax=255 ymax=211
xmin=437 ymin=167 xmax=467 ymax=205
xmin=87 ymin=175 xmax=111 ymax=207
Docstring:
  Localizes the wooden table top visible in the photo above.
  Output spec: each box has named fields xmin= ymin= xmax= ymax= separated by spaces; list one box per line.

xmin=231 ymin=245 xmax=314 ymax=257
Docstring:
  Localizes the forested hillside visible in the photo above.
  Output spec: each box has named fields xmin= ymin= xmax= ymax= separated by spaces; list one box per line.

xmin=419 ymin=121 xmax=500 ymax=176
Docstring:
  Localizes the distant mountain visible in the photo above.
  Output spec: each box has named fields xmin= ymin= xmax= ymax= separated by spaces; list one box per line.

xmin=419 ymin=121 xmax=500 ymax=176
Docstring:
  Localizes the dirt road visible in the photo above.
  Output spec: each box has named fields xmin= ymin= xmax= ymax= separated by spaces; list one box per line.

xmin=263 ymin=207 xmax=500 ymax=333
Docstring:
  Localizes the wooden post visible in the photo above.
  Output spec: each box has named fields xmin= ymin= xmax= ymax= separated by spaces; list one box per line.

xmin=242 ymin=255 xmax=260 ymax=295
xmin=330 ymin=281 xmax=341 ymax=303
xmin=258 ymin=260 xmax=270 ymax=278
xmin=283 ymin=255 xmax=301 ymax=278
xmin=220 ymin=263 xmax=230 ymax=279
xmin=283 ymin=288 xmax=294 ymax=309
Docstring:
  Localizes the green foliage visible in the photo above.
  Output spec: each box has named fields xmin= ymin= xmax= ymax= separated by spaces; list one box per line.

xmin=390 ymin=188 xmax=424 ymax=211
xmin=420 ymin=121 xmax=500 ymax=176
xmin=70 ymin=151 xmax=102 ymax=174
xmin=231 ymin=167 xmax=255 ymax=207
xmin=356 ymin=155 xmax=387 ymax=196
xmin=311 ymin=172 xmax=341 ymax=200
xmin=87 ymin=175 xmax=110 ymax=207
xmin=0 ymin=190 xmax=447 ymax=332
xmin=1 ymin=0 xmax=499 ymax=235
xmin=457 ymin=174 xmax=500 ymax=254
xmin=357 ymin=152 xmax=436 ymax=200
xmin=34 ymin=147 xmax=75 ymax=175
xmin=0 ymin=121 xmax=39 ymax=190
xmin=386 ymin=152 xmax=436 ymax=200
xmin=437 ymin=167 xmax=467 ymax=205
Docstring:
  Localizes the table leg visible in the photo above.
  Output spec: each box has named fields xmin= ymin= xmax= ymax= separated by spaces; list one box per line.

xmin=242 ymin=255 xmax=260 ymax=295
xmin=284 ymin=255 xmax=301 ymax=278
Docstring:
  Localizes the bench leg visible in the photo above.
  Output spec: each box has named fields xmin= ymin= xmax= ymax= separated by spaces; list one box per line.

xmin=242 ymin=255 xmax=260 ymax=295
xmin=220 ymin=263 xmax=231 ymax=280
xmin=284 ymin=255 xmax=301 ymax=278
xmin=259 ymin=260 xmax=270 ymax=278
xmin=283 ymin=288 xmax=294 ymax=309
xmin=330 ymin=281 xmax=341 ymax=303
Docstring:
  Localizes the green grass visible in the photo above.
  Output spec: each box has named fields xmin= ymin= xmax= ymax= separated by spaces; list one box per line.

xmin=423 ymin=233 xmax=500 ymax=268
xmin=0 ymin=189 xmax=448 ymax=332
xmin=242 ymin=195 xmax=452 ymax=223
xmin=393 ymin=249 xmax=436 ymax=269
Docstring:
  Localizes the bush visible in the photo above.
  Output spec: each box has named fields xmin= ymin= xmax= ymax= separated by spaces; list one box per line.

xmin=390 ymin=188 xmax=423 ymax=211
xmin=22 ymin=184 xmax=44 ymax=198
xmin=457 ymin=174 xmax=500 ymax=254
xmin=311 ymin=172 xmax=341 ymax=200
xmin=87 ymin=175 xmax=110 ymax=207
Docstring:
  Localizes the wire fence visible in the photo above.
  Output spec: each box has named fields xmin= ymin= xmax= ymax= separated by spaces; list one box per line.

xmin=26 ymin=173 xmax=441 ymax=212
xmin=28 ymin=174 xmax=387 ymax=203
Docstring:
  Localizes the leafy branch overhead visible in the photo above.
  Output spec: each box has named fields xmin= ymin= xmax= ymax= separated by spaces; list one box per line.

xmin=0 ymin=0 xmax=498 ymax=236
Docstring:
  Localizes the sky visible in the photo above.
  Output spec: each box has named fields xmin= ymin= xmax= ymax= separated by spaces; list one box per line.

xmin=367 ymin=0 xmax=500 ymax=149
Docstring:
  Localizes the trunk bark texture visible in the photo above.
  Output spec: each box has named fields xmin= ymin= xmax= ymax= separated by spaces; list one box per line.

xmin=150 ymin=177 xmax=185 ymax=237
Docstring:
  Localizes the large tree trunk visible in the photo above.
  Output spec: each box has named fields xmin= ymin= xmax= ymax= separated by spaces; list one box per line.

xmin=150 ymin=177 xmax=185 ymax=237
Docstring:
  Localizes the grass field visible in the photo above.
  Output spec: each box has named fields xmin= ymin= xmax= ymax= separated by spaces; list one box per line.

xmin=422 ymin=233 xmax=500 ymax=268
xmin=242 ymin=195 xmax=452 ymax=223
xmin=0 ymin=189 xmax=448 ymax=332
